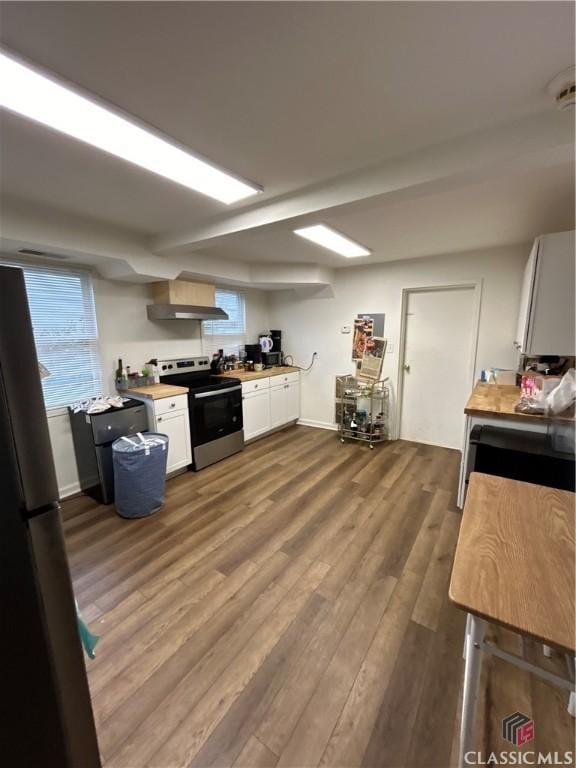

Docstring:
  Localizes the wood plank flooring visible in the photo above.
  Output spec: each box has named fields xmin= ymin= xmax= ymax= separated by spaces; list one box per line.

xmin=61 ymin=426 xmax=575 ymax=767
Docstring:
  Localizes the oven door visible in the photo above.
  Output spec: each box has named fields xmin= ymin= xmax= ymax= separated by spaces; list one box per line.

xmin=189 ymin=385 xmax=243 ymax=447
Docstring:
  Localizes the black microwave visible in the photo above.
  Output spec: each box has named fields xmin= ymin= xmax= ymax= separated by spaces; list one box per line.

xmin=262 ymin=351 xmax=282 ymax=367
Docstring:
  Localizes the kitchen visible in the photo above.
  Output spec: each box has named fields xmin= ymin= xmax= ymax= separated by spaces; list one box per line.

xmin=1 ymin=3 xmax=575 ymax=768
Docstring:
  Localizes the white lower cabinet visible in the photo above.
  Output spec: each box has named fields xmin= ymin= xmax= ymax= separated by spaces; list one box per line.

xmin=285 ymin=381 xmax=300 ymax=422
xmin=131 ymin=393 xmax=191 ymax=474
xmin=242 ymin=373 xmax=300 ymax=442
xmin=269 ymin=383 xmax=287 ymax=429
xmin=156 ymin=408 xmax=191 ymax=474
xmin=243 ymin=388 xmax=271 ymax=441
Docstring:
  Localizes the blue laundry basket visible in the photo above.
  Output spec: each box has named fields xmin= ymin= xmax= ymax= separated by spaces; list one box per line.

xmin=112 ymin=432 xmax=169 ymax=518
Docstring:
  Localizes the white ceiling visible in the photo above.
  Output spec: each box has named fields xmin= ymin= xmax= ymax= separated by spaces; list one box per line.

xmin=205 ymin=162 xmax=576 ymax=267
xmin=0 ymin=1 xmax=574 ymax=276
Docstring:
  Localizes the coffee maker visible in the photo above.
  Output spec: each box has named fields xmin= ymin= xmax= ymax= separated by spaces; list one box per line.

xmin=244 ymin=344 xmax=262 ymax=368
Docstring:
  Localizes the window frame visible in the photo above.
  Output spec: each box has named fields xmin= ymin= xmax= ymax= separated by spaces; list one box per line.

xmin=2 ymin=259 xmax=103 ymax=412
xmin=201 ymin=286 xmax=247 ymax=357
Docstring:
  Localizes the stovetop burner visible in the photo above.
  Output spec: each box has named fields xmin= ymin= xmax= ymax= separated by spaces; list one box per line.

xmin=157 ymin=356 xmax=241 ymax=394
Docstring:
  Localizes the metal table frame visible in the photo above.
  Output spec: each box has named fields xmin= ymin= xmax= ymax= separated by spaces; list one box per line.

xmin=459 ymin=613 xmax=575 ymax=767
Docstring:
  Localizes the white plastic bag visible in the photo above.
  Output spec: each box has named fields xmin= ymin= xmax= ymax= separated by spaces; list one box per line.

xmin=546 ymin=369 xmax=576 ymax=416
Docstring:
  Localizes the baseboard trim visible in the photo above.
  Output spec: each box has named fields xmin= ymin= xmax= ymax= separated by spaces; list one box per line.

xmin=297 ymin=418 xmax=338 ymax=432
xmin=58 ymin=481 xmax=82 ymax=500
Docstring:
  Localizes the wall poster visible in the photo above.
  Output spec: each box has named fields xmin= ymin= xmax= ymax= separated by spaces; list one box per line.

xmin=352 ymin=313 xmax=385 ymax=371
xmin=358 ymin=336 xmax=387 ymax=381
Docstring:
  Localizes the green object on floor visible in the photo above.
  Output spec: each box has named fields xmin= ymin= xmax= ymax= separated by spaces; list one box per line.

xmin=75 ymin=604 xmax=100 ymax=659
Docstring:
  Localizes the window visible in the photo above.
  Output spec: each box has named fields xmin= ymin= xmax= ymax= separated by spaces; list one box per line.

xmin=9 ymin=262 xmax=102 ymax=409
xmin=202 ymin=287 xmax=246 ymax=357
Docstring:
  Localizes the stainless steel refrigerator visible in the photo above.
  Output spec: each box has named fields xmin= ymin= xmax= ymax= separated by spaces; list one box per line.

xmin=0 ymin=266 xmax=101 ymax=767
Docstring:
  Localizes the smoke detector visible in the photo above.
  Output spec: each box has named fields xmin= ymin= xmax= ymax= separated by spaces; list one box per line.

xmin=547 ymin=67 xmax=576 ymax=111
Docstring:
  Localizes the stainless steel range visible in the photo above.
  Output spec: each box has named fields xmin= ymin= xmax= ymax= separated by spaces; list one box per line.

xmin=158 ymin=356 xmax=244 ymax=470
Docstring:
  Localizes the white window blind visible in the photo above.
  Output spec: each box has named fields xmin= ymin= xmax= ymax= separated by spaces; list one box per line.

xmin=202 ymin=288 xmax=246 ymax=357
xmin=8 ymin=262 xmax=102 ymax=409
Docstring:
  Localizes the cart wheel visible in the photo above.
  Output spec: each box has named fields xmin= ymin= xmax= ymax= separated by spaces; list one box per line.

xmin=370 ymin=444 xmax=374 ymax=450
xmin=340 ymin=438 xmax=345 ymax=444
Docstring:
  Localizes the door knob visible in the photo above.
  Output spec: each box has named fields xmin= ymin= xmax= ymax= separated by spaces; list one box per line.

xmin=404 ymin=364 xmax=411 ymax=373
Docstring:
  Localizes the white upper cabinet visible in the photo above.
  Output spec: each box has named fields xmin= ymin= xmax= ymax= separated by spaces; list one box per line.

xmin=515 ymin=231 xmax=575 ymax=356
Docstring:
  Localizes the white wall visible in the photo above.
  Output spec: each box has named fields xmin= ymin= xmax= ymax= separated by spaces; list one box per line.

xmin=269 ymin=244 xmax=528 ymax=433
xmin=47 ymin=246 xmax=526 ymax=496
xmin=49 ymin=279 xmax=270 ymax=497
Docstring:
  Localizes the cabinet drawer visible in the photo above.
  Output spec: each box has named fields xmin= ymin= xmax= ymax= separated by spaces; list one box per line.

xmin=271 ymin=371 xmax=299 ymax=386
xmin=154 ymin=394 xmax=188 ymax=416
xmin=242 ymin=378 xmax=270 ymax=394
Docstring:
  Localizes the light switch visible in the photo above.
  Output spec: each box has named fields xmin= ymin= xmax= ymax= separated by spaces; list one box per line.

xmin=387 ymin=343 xmax=395 ymax=353
xmin=341 ymin=325 xmax=351 ymax=334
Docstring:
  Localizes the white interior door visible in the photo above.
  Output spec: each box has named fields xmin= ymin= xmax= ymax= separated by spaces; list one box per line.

xmin=400 ymin=286 xmax=476 ymax=449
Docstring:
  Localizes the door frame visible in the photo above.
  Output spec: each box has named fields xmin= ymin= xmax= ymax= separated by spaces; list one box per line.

xmin=395 ymin=281 xmax=483 ymax=442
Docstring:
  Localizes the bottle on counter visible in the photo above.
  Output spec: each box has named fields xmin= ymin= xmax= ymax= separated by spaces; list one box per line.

xmin=115 ymin=358 xmax=123 ymax=380
xmin=146 ymin=359 xmax=160 ymax=384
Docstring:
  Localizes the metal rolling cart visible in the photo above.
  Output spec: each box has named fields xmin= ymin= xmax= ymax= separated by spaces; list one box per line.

xmin=336 ymin=375 xmax=390 ymax=449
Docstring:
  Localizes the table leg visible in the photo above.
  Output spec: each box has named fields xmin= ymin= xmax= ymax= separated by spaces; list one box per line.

xmin=459 ymin=614 xmax=486 ymax=768
xmin=463 ymin=614 xmax=471 ymax=660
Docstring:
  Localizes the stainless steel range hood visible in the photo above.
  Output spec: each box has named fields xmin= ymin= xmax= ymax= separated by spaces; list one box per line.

xmin=146 ymin=304 xmax=228 ymax=321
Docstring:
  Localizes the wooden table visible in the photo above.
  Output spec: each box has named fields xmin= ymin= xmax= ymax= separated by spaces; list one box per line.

xmin=449 ymin=473 xmax=575 ymax=766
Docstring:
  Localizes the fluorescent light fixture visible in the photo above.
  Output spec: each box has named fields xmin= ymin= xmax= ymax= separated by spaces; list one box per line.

xmin=294 ymin=224 xmax=371 ymax=258
xmin=0 ymin=51 xmax=261 ymax=204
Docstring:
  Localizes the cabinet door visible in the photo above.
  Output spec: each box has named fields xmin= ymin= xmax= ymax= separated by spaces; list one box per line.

xmin=156 ymin=410 xmax=191 ymax=473
xmin=515 ymin=239 xmax=538 ymax=352
xmin=527 ymin=231 xmax=575 ymax=355
xmin=285 ymin=382 xmax=300 ymax=423
xmin=242 ymin=389 xmax=271 ymax=441
xmin=269 ymin=385 xmax=286 ymax=429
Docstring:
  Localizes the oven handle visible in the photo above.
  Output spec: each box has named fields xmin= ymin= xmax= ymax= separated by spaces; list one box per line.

xmin=193 ymin=385 xmax=242 ymax=399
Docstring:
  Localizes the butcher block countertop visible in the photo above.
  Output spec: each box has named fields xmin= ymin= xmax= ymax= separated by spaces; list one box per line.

xmin=216 ymin=366 xmax=300 ymax=383
xmin=464 ymin=382 xmax=574 ymax=422
xmin=125 ymin=384 xmax=189 ymax=400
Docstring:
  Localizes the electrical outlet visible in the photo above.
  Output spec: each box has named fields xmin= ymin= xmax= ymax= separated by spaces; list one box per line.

xmin=341 ymin=325 xmax=351 ymax=334
xmin=387 ymin=343 xmax=395 ymax=354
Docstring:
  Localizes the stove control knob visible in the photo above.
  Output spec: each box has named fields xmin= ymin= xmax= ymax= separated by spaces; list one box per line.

xmin=168 ymin=364 xmax=173 ymax=369
xmin=162 ymin=365 xmax=167 ymax=370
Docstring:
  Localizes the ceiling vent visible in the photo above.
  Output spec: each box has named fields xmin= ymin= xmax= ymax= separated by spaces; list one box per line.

xmin=17 ymin=248 xmax=69 ymax=260
xmin=547 ymin=67 xmax=576 ymax=111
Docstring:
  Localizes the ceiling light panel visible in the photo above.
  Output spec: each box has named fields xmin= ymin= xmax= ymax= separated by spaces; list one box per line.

xmin=294 ymin=224 xmax=371 ymax=258
xmin=0 ymin=51 xmax=261 ymax=204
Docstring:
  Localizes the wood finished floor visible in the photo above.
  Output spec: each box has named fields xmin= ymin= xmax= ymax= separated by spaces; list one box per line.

xmin=62 ymin=426 xmax=575 ymax=768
